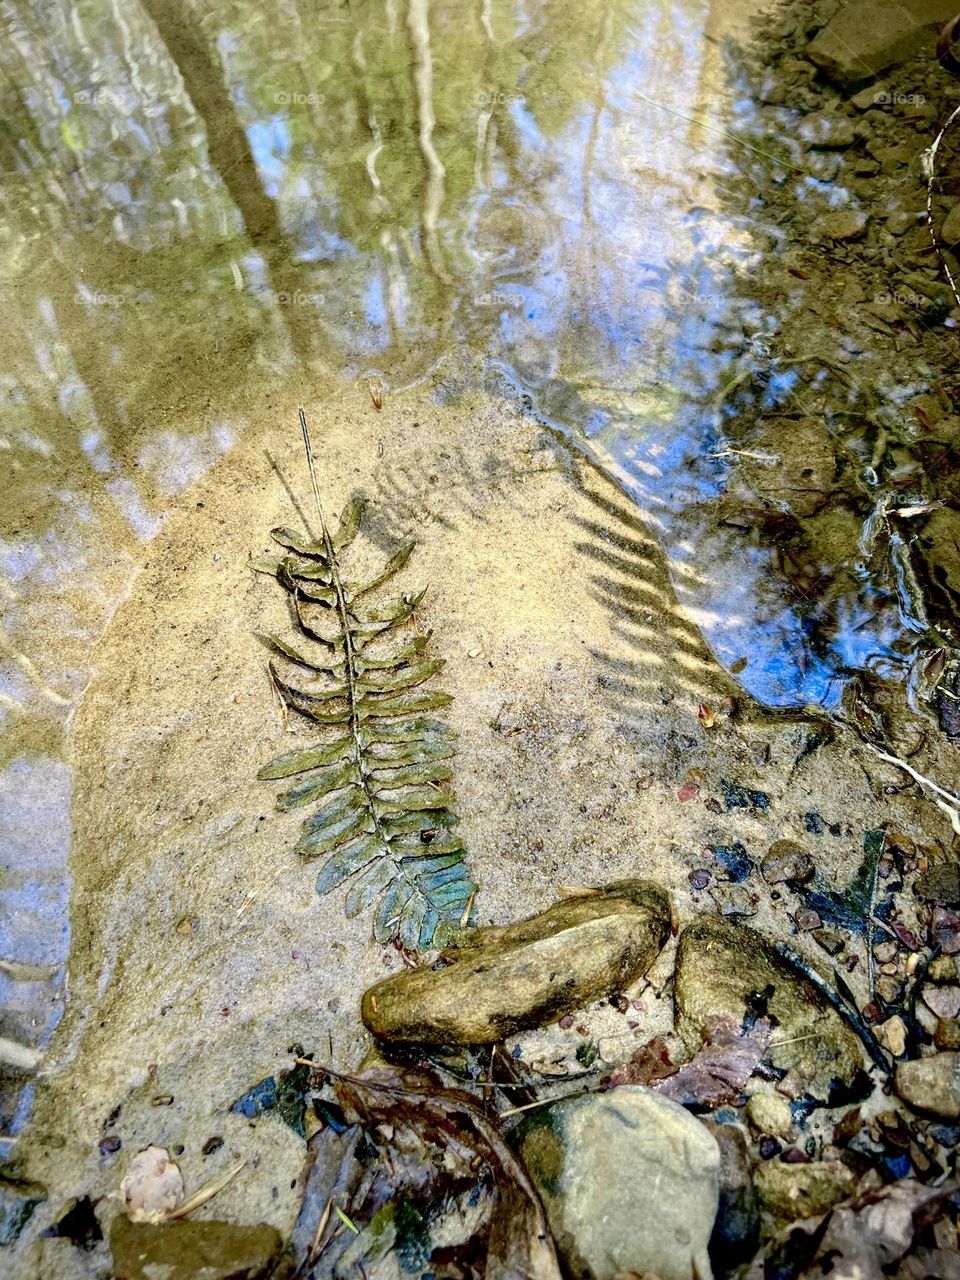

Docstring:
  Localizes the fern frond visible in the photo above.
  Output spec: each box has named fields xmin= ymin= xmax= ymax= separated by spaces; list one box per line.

xmin=254 ymin=413 xmax=476 ymax=951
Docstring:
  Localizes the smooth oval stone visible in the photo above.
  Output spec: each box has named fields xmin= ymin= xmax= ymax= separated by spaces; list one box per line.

xmin=675 ymin=915 xmax=863 ymax=1096
xmin=361 ymin=879 xmax=671 ymax=1045
xmin=517 ymin=1086 xmax=720 ymax=1280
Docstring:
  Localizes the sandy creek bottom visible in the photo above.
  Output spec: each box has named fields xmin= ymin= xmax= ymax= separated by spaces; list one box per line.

xmin=9 ymin=368 xmax=954 ymax=1276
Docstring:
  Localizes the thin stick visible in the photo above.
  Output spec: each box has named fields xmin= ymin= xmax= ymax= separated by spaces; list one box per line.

xmin=634 ymin=90 xmax=807 ymax=175
xmin=922 ymin=103 xmax=960 ymax=310
xmin=307 ymin=1198 xmax=333 ymax=1265
xmin=299 ymin=407 xmax=328 ymax=528
xmin=865 ymin=743 xmax=960 ymax=834
xmin=164 ymin=1159 xmax=246 ymax=1221
xmin=500 ymin=1088 xmax=593 ymax=1119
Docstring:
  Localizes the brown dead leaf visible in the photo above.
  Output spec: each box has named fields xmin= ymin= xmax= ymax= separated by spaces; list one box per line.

xmin=744 ymin=1178 xmax=960 ymax=1280
xmin=284 ymin=1063 xmax=561 ymax=1280
xmin=604 ymin=1037 xmax=677 ymax=1090
xmin=655 ymin=1014 xmax=773 ymax=1109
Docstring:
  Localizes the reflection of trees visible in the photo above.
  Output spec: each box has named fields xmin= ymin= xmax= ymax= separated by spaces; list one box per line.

xmin=0 ymin=0 xmax=646 ymax=767
xmin=1 ymin=0 xmax=643 ymax=455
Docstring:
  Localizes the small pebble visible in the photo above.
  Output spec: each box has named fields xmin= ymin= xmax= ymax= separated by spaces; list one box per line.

xmin=795 ymin=909 xmax=822 ymax=931
xmin=98 ymin=1136 xmax=122 ymax=1156
xmin=876 ymin=976 xmax=904 ymax=1005
xmin=932 ymin=909 xmax=960 ymax=955
xmin=875 ymin=1015 xmax=907 ymax=1058
xmin=758 ymin=1136 xmax=783 ymax=1161
xmin=935 ymin=1020 xmax=960 ymax=1052
xmin=780 ymin=1147 xmax=811 ymax=1164
xmin=896 ymin=1052 xmax=960 ymax=1118
xmin=746 ymin=1092 xmax=793 ymax=1138
xmin=202 ymin=1136 xmax=224 ymax=1156
xmin=873 ymin=941 xmax=897 ymax=964
xmin=761 ymin=840 xmax=814 ymax=885
xmin=922 ymin=987 xmax=960 ymax=1021
xmin=813 ymin=927 xmax=844 ymax=956
xmin=928 ymin=956 xmax=959 ymax=984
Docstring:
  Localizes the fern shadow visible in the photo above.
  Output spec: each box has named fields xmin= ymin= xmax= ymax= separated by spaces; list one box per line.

xmin=569 ymin=468 xmax=743 ymax=724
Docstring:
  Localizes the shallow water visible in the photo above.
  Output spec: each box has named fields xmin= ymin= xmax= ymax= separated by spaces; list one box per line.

xmin=2 ymin=0 xmax=958 ymax=1153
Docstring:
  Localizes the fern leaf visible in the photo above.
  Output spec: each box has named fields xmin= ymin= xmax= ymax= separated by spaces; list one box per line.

xmin=258 ymin=632 xmax=342 ymax=673
xmin=356 ymin=634 xmax=430 ymax=672
xmin=357 ymin=659 xmax=444 ymax=693
xmin=255 ymin=424 xmax=476 ymax=952
xmin=331 ymin=497 xmax=364 ymax=551
xmin=271 ymin=527 xmax=327 ymax=557
xmin=368 ymin=761 xmax=453 ymax=788
xmin=367 ymin=738 xmax=456 ymax=767
xmin=258 ymin=735 xmax=354 ymax=779
xmin=275 ymin=760 xmax=359 ymax=811
xmin=346 ymin=543 xmax=415 ymax=598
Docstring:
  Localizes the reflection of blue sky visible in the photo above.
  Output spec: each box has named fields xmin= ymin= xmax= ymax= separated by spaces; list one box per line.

xmin=246 ymin=116 xmax=290 ymax=199
xmin=0 ymin=756 xmax=70 ymax=1139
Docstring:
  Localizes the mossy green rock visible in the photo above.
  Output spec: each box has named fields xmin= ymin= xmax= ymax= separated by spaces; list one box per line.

xmin=517 ymin=1086 xmax=720 ymax=1280
xmin=362 ymin=879 xmax=670 ymax=1045
xmin=753 ymin=1160 xmax=856 ymax=1223
xmin=111 ymin=1215 xmax=282 ymax=1280
xmin=675 ymin=915 xmax=862 ymax=1095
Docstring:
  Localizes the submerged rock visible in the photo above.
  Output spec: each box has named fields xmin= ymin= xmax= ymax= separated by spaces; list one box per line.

xmin=753 ymin=1160 xmax=856 ymax=1223
xmin=814 ymin=209 xmax=869 ymax=243
xmin=361 ymin=880 xmax=670 ymax=1045
xmin=674 ymin=916 xmax=863 ymax=1095
xmin=762 ymin=840 xmax=814 ymax=885
xmin=703 ymin=1121 xmax=758 ymax=1265
xmin=745 ymin=1092 xmax=794 ymax=1139
xmin=895 ymin=1052 xmax=960 ymax=1118
xmin=517 ymin=1086 xmax=720 ymax=1280
xmin=807 ymin=0 xmax=957 ymax=90
xmin=111 ymin=1216 xmax=282 ymax=1280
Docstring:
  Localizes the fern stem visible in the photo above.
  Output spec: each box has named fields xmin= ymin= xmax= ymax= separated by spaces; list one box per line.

xmin=297 ymin=409 xmax=417 ymax=905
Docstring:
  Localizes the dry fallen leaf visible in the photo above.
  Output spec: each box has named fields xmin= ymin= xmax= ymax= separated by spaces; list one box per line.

xmin=119 ymin=1146 xmax=184 ymax=1223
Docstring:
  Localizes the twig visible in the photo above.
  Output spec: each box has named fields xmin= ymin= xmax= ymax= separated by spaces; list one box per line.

xmin=921 ymin=103 xmax=960 ymax=310
xmin=633 ymin=90 xmax=807 ymax=175
xmin=864 ymin=743 xmax=960 ymax=834
xmin=499 ymin=1088 xmax=594 ymax=1119
xmin=164 ymin=1159 xmax=246 ymax=1221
